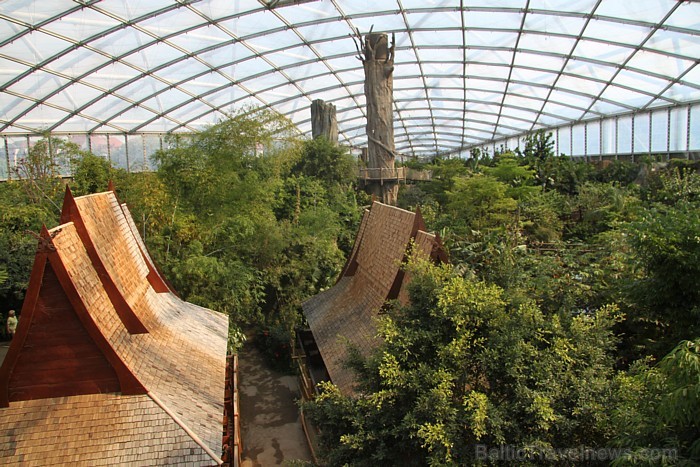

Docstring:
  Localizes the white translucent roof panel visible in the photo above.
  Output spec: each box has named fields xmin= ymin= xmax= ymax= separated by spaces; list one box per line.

xmin=0 ymin=0 xmax=698 ymax=157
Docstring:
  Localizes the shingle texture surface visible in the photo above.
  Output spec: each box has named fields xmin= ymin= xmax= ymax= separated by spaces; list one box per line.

xmin=0 ymin=394 xmax=215 ymax=466
xmin=302 ymin=202 xmax=441 ymax=395
xmin=0 ymin=190 xmax=228 ymax=466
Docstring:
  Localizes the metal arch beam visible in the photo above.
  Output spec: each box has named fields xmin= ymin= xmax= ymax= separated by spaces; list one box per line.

xmin=0 ymin=52 xmax=189 ymax=133
xmin=167 ymin=83 xmax=543 ymax=144
xmin=109 ymin=55 xmax=652 ymax=148
xmin=0 ymin=2 xmax=187 ymax=92
xmin=265 ymin=1 xmax=368 ymax=120
xmin=396 ymin=133 xmax=464 ymax=144
xmin=642 ymin=63 xmax=700 ymax=112
xmin=1 ymin=0 xmax=697 ymax=146
xmin=1 ymin=8 xmax=693 ymax=76
xmin=2 ymin=4 xmax=692 ymax=135
xmin=315 ymin=95 xmax=573 ymax=126
xmin=35 ymin=41 xmax=676 ymax=137
xmin=0 ymin=55 xmax=195 ymax=134
xmin=124 ymin=0 xmax=363 ymax=135
xmin=0 ymin=8 xmax=212 ymax=132
xmin=0 ymin=0 xmax=276 ymax=132
xmin=174 ymin=85 xmax=563 ymax=142
xmin=0 ymin=0 xmax=102 ymax=48
xmin=165 ymin=60 xmax=636 ymax=137
xmin=86 ymin=1 xmax=373 ymax=132
xmin=340 ymin=114 xmax=526 ymax=140
xmin=123 ymin=41 xmax=684 ymax=135
xmin=266 ymin=3 xmax=700 ymax=40
xmin=579 ymin=2 xmax=683 ymax=126
xmin=527 ymin=0 xmax=602 ymax=135
xmin=0 ymin=88 xmax=129 ymax=133
xmin=0 ymin=13 xmax=683 ymax=97
xmin=193 ymin=25 xmax=698 ymax=93
xmin=460 ymin=0 xmax=468 ymax=153
xmin=78 ymin=2 xmax=268 ymax=133
xmin=397 ymin=0 xmax=439 ymax=155
xmin=396 ymin=132 xmax=467 ymax=143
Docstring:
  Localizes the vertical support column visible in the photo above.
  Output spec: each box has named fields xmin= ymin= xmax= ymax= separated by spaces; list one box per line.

xmin=599 ymin=119 xmax=603 ymax=160
xmin=667 ymin=107 xmax=671 ymax=161
xmin=311 ymin=99 xmax=338 ymax=143
xmin=648 ymin=112 xmax=653 ymax=159
xmin=107 ymin=134 xmax=112 ymax=165
xmin=614 ymin=117 xmax=619 ymax=161
xmin=569 ymin=125 xmax=573 ymax=159
xmin=4 ymin=136 xmax=10 ymax=181
xmin=26 ymin=135 xmax=31 ymax=172
xmin=687 ymin=105 xmax=692 ymax=159
xmin=142 ymin=135 xmax=147 ymax=171
xmin=125 ymin=134 xmax=130 ymax=173
xmin=361 ymin=32 xmax=398 ymax=205
xmin=631 ymin=113 xmax=635 ymax=163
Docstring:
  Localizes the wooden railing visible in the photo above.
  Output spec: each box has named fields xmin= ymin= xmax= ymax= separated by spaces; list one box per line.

xmin=405 ymin=168 xmax=432 ymax=181
xmin=222 ymin=354 xmax=242 ymax=467
xmin=358 ymin=167 xmax=432 ymax=182
xmin=358 ymin=167 xmax=407 ymax=181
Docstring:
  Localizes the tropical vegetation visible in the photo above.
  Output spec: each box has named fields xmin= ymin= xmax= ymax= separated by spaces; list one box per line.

xmin=0 ymin=115 xmax=698 ymax=465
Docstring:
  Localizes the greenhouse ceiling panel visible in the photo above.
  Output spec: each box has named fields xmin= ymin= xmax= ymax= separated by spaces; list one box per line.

xmin=0 ymin=0 xmax=698 ymax=157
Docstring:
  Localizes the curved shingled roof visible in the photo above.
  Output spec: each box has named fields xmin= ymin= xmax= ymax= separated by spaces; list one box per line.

xmin=1 ymin=0 xmax=699 ymax=157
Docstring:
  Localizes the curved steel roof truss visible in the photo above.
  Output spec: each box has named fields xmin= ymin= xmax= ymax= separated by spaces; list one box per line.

xmin=1 ymin=0 xmax=698 ymax=158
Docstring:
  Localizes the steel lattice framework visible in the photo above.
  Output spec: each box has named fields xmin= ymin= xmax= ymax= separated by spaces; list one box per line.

xmin=1 ymin=0 xmax=699 ymax=158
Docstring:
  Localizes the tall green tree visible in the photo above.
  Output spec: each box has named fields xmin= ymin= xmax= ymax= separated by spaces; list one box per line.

xmin=306 ymin=258 xmax=622 ymax=466
xmin=611 ymin=338 xmax=700 ymax=465
xmin=292 ymin=137 xmax=357 ymax=187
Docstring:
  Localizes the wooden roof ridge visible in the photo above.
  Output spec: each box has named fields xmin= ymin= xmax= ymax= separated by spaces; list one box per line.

xmin=106 ymin=180 xmax=175 ymax=295
xmin=118 ymin=201 xmax=177 ymax=296
xmin=302 ymin=202 xmax=450 ymax=394
xmin=0 ymin=225 xmax=146 ymax=407
xmin=50 ymin=219 xmax=227 ymax=454
xmin=60 ymin=185 xmax=148 ymax=334
xmin=337 ymin=206 xmax=371 ymax=280
xmin=385 ymin=204 xmax=433 ymax=303
xmin=338 ymin=201 xmax=426 ymax=283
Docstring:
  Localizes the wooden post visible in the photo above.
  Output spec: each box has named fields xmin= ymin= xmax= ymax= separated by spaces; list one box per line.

xmin=310 ymin=99 xmax=338 ymax=143
xmin=360 ymin=32 xmax=398 ymax=205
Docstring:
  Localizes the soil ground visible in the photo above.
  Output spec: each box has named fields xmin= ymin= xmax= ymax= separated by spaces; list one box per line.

xmin=238 ymin=341 xmax=313 ymax=466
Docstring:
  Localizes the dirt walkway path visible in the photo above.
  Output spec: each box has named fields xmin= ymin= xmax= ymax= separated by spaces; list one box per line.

xmin=238 ymin=342 xmax=312 ymax=466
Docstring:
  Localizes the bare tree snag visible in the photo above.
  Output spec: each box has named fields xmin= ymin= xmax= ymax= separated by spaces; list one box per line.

xmin=310 ymin=99 xmax=338 ymax=143
xmin=359 ymin=32 xmax=399 ymax=205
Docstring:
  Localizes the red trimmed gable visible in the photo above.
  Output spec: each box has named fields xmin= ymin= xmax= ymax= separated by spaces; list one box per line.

xmin=5 ymin=259 xmax=121 ymax=403
xmin=0 ymin=226 xmax=146 ymax=407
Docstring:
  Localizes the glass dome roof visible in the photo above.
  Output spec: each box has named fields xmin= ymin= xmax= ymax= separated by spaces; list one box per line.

xmin=1 ymin=0 xmax=699 ymax=157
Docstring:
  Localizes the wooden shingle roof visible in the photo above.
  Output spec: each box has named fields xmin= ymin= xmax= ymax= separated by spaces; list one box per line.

xmin=0 ymin=188 xmax=228 ymax=466
xmin=302 ymin=202 xmax=445 ymax=395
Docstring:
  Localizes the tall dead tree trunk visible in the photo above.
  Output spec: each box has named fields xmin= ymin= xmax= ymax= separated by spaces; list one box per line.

xmin=360 ymin=32 xmax=398 ymax=205
xmin=310 ymin=99 xmax=338 ymax=144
